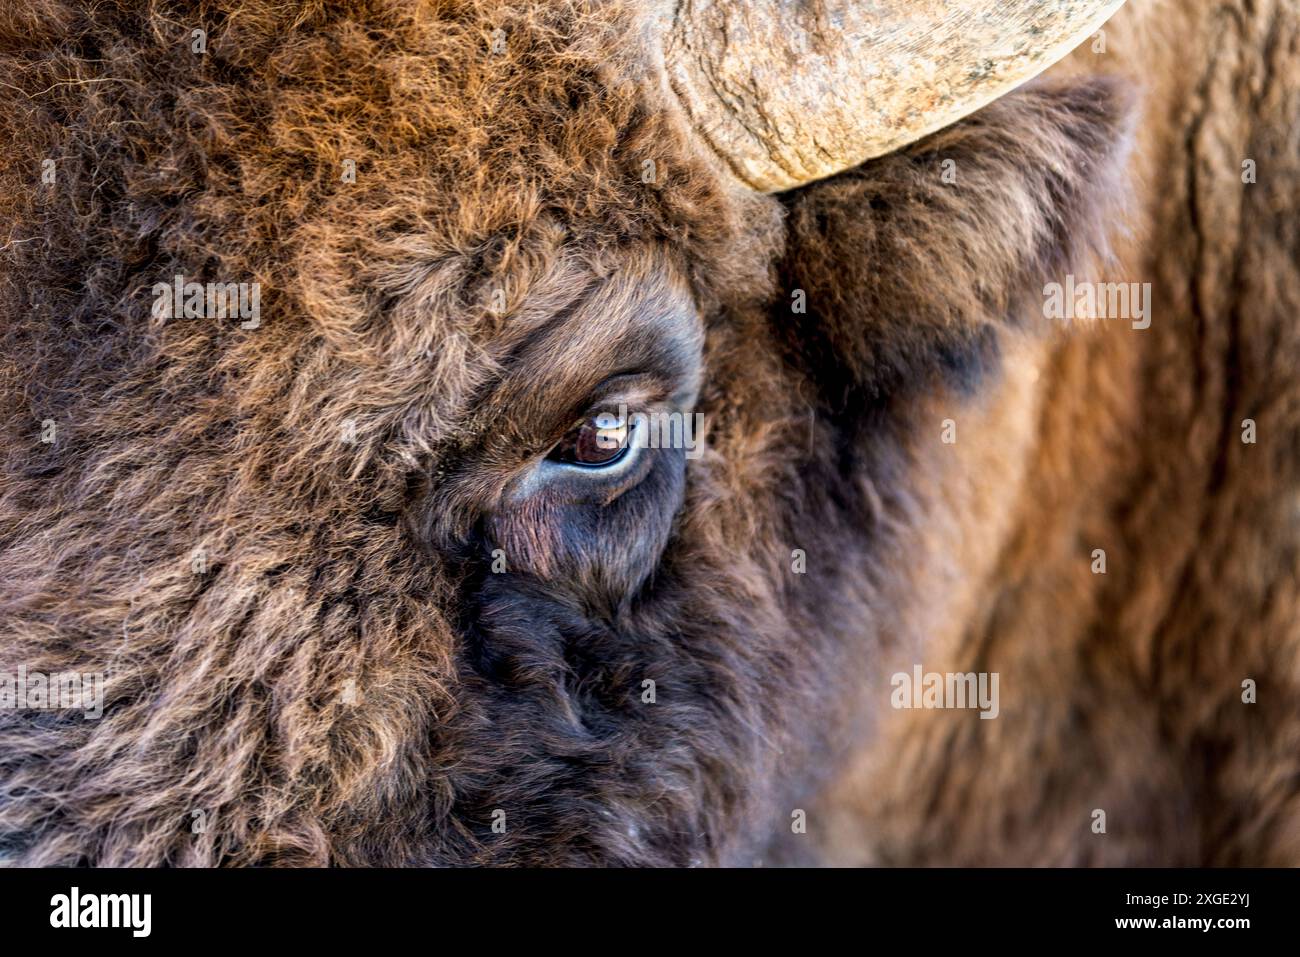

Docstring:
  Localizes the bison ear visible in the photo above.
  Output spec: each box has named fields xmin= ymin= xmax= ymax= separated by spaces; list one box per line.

xmin=775 ymin=77 xmax=1137 ymax=400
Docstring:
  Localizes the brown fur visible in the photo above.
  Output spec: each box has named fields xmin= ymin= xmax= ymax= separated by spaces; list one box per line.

xmin=829 ymin=0 xmax=1300 ymax=866
xmin=0 ymin=0 xmax=1296 ymax=866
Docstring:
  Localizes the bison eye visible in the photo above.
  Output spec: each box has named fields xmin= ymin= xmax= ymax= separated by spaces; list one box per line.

xmin=548 ymin=412 xmax=632 ymax=468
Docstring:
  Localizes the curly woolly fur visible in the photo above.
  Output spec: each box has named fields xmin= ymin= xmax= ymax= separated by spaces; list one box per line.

xmin=1 ymin=0 xmax=1294 ymax=866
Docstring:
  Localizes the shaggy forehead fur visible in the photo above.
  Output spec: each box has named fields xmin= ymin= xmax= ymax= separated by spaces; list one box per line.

xmin=0 ymin=0 xmax=790 ymax=865
xmin=0 ymin=0 xmax=1137 ymax=865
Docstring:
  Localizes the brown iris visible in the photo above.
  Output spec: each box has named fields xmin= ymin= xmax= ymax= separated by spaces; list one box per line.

xmin=548 ymin=412 xmax=630 ymax=467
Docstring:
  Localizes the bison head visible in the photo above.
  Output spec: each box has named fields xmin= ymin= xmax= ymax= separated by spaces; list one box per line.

xmin=0 ymin=0 xmax=1133 ymax=865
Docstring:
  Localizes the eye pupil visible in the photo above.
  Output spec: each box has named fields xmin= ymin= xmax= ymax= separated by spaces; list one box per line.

xmin=549 ymin=413 xmax=630 ymax=467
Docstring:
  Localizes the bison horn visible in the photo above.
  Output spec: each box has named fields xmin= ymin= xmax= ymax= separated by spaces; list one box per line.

xmin=661 ymin=0 xmax=1127 ymax=192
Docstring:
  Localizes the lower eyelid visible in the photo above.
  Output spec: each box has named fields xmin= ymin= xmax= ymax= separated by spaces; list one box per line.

xmin=520 ymin=418 xmax=650 ymax=501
